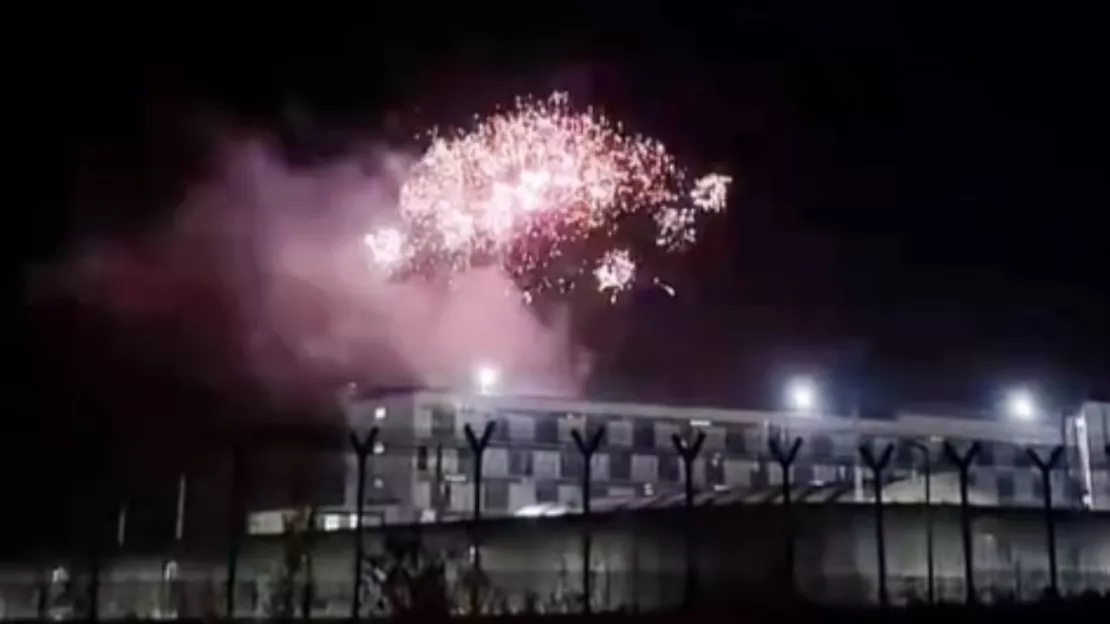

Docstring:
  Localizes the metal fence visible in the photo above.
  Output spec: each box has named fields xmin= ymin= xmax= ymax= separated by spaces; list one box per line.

xmin=2 ymin=424 xmax=1110 ymax=620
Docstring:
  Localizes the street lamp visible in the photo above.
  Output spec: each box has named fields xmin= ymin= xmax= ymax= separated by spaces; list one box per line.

xmin=786 ymin=377 xmax=818 ymax=413
xmin=473 ymin=363 xmax=501 ymax=396
xmin=1006 ymin=387 xmax=1037 ymax=421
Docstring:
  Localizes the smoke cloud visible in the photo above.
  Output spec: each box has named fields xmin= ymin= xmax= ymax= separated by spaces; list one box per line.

xmin=45 ymin=132 xmax=592 ymax=409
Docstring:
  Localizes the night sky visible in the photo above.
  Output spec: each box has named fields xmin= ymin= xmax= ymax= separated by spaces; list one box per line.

xmin=4 ymin=11 xmax=1110 ymax=441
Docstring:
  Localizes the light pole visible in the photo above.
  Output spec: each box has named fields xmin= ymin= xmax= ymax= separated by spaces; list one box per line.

xmin=904 ymin=440 xmax=934 ymax=604
xmin=782 ymin=376 xmax=819 ymax=441
xmin=1005 ymin=387 xmax=1068 ymax=597
xmin=769 ymin=376 xmax=818 ymax=596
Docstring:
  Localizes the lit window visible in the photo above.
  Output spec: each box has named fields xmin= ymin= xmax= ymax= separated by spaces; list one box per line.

xmin=373 ymin=406 xmax=387 ymax=420
xmin=323 ymin=515 xmax=341 ymax=531
xmin=51 ymin=566 xmax=68 ymax=585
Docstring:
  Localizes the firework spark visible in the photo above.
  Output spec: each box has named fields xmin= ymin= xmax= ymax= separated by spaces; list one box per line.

xmin=364 ymin=92 xmax=730 ymax=300
xmin=594 ymin=249 xmax=636 ymax=299
xmin=691 ymin=173 xmax=731 ymax=213
xmin=363 ymin=228 xmax=406 ymax=269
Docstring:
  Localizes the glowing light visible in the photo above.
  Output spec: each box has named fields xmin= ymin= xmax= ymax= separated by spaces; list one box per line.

xmin=1007 ymin=388 xmax=1037 ymax=420
xmin=363 ymin=92 xmax=731 ymax=300
xmin=594 ymin=248 xmax=636 ymax=299
xmin=514 ymin=503 xmax=568 ymax=518
xmin=474 ymin=363 xmax=501 ymax=395
xmin=786 ymin=377 xmax=818 ymax=412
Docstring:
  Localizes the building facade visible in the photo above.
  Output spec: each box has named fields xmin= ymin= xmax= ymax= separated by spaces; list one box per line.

xmin=335 ymin=388 xmax=1110 ymax=524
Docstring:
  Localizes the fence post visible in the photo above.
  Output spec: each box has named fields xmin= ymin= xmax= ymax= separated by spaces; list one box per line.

xmin=572 ymin=425 xmax=606 ymax=613
xmin=226 ymin=442 xmax=246 ymax=620
xmin=433 ymin=443 xmax=445 ymax=519
xmin=943 ymin=441 xmax=980 ymax=604
xmin=463 ymin=421 xmax=495 ymax=615
xmin=672 ymin=430 xmax=706 ymax=609
xmin=1027 ymin=445 xmax=1064 ymax=597
xmin=769 ymin=435 xmax=804 ymax=596
xmin=348 ymin=428 xmax=379 ymax=620
xmin=87 ymin=496 xmax=105 ymax=623
xmin=860 ymin=443 xmax=895 ymax=607
xmin=904 ymin=440 xmax=934 ymax=604
xmin=302 ymin=507 xmax=318 ymax=620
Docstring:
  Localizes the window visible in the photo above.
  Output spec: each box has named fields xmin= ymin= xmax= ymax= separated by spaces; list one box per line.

xmin=558 ymin=484 xmax=581 ymax=505
xmin=562 ymin=450 xmax=584 ymax=480
xmin=534 ymin=450 xmax=560 ymax=478
xmin=483 ymin=448 xmax=508 ymax=477
xmin=507 ymin=414 xmax=536 ymax=441
xmin=610 ymin=450 xmax=631 ymax=480
xmin=703 ymin=426 xmax=725 ymax=451
xmin=725 ymin=427 xmax=746 ymax=454
xmin=633 ymin=421 xmax=654 ymax=449
xmin=1015 ymin=448 xmax=1033 ymax=468
xmin=631 ymin=455 xmax=658 ymax=481
xmin=458 ymin=447 xmax=473 ymax=474
xmin=509 ymin=449 xmax=533 ymax=477
xmin=706 ymin=455 xmax=725 ymax=486
xmin=536 ymin=417 xmax=559 ymax=444
xmin=536 ymin=481 xmax=558 ymax=503
xmin=607 ymin=420 xmax=632 ymax=446
xmin=659 ymin=456 xmax=680 ymax=482
xmin=810 ymin=434 xmax=833 ymax=460
xmin=997 ymin=473 xmax=1015 ymax=503
xmin=590 ymin=453 xmax=610 ymax=481
xmin=431 ymin=408 xmax=454 ymax=437
xmin=416 ymin=446 xmax=428 ymax=472
xmin=484 ymin=481 xmax=509 ymax=511
xmin=750 ymin=467 xmax=769 ymax=489
xmin=655 ymin=421 xmax=679 ymax=450
xmin=977 ymin=443 xmax=995 ymax=466
xmin=492 ymin=415 xmax=510 ymax=442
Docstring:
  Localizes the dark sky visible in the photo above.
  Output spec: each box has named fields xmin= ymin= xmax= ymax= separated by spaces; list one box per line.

xmin=4 ymin=11 xmax=1110 ymax=431
xmin=1 ymin=10 xmax=1108 ymax=552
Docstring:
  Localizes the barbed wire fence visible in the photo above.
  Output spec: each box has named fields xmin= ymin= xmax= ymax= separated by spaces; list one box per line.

xmin=1 ymin=421 xmax=1109 ymax=620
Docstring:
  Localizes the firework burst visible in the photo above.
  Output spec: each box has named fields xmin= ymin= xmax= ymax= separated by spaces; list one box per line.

xmin=364 ymin=92 xmax=730 ymax=300
xmin=594 ymin=248 xmax=636 ymax=303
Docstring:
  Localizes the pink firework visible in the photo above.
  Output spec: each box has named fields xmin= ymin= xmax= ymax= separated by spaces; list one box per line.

xmin=365 ymin=92 xmax=730 ymax=299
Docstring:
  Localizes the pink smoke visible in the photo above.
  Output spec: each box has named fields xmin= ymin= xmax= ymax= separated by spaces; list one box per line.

xmin=46 ymin=134 xmax=591 ymax=406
